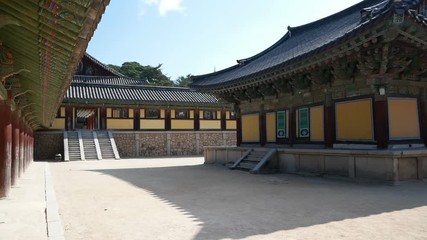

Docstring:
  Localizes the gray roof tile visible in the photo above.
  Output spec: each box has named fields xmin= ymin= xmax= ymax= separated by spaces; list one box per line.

xmin=191 ymin=0 xmax=423 ymax=89
xmin=65 ymin=76 xmax=220 ymax=106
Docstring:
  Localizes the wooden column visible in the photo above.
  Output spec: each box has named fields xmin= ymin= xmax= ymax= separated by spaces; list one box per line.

xmin=289 ymin=108 xmax=295 ymax=147
xmin=374 ymin=96 xmax=388 ymax=149
xmin=221 ymin=111 xmax=226 ymax=131
xmin=165 ymin=109 xmax=171 ymax=130
xmin=421 ymin=100 xmax=427 ymax=146
xmin=325 ymin=95 xmax=335 ymax=148
xmin=19 ymin=119 xmax=24 ymax=177
xmin=236 ymin=108 xmax=242 ymax=146
xmin=260 ymin=111 xmax=266 ymax=146
xmin=134 ymin=108 xmax=140 ymax=130
xmin=100 ymin=107 xmax=107 ymax=130
xmin=194 ymin=109 xmax=200 ymax=131
xmin=11 ymin=111 xmax=20 ymax=186
xmin=29 ymin=128 xmax=34 ymax=163
xmin=0 ymin=103 xmax=12 ymax=197
xmin=24 ymin=124 xmax=30 ymax=170
xmin=65 ymin=106 xmax=73 ymax=130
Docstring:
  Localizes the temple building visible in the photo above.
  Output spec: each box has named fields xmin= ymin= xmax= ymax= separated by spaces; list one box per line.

xmin=35 ymin=53 xmax=237 ymax=160
xmin=191 ymin=0 xmax=427 ymax=182
xmin=0 ymin=0 xmax=109 ymax=197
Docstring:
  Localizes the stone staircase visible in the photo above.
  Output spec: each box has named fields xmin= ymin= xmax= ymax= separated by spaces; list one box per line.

xmin=229 ymin=149 xmax=277 ymax=174
xmin=81 ymin=131 xmax=98 ymax=160
xmin=97 ymin=131 xmax=118 ymax=159
xmin=66 ymin=131 xmax=82 ymax=161
xmin=64 ymin=130 xmax=120 ymax=161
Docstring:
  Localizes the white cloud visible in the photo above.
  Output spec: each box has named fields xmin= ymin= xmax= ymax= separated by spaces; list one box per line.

xmin=143 ymin=0 xmax=184 ymax=16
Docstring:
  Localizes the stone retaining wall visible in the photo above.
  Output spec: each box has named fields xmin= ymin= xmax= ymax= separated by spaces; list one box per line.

xmin=35 ymin=131 xmax=236 ymax=159
xmin=35 ymin=131 xmax=63 ymax=160
xmin=113 ymin=131 xmax=236 ymax=158
xmin=204 ymin=146 xmax=427 ymax=182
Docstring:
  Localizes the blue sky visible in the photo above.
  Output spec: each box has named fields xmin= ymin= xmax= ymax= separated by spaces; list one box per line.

xmin=87 ymin=0 xmax=362 ymax=81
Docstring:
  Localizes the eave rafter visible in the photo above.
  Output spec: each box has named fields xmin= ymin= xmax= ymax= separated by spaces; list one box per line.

xmin=205 ymin=14 xmax=427 ymax=103
xmin=0 ymin=0 xmax=109 ymax=129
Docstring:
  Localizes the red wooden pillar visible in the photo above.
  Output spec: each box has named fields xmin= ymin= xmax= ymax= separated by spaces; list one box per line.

xmin=374 ymin=96 xmax=388 ymax=149
xmin=99 ymin=107 xmax=106 ymax=130
xmin=30 ymin=129 xmax=34 ymax=162
xmin=220 ymin=110 xmax=226 ymax=131
xmin=11 ymin=111 xmax=20 ymax=186
xmin=325 ymin=96 xmax=335 ymax=149
xmin=260 ymin=111 xmax=266 ymax=146
xmin=165 ymin=109 xmax=171 ymax=130
xmin=23 ymin=125 xmax=28 ymax=170
xmin=194 ymin=109 xmax=200 ymax=131
xmin=134 ymin=108 xmax=140 ymax=130
xmin=421 ymin=100 xmax=427 ymax=146
xmin=65 ymin=106 xmax=73 ymax=130
xmin=236 ymin=108 xmax=242 ymax=146
xmin=0 ymin=104 xmax=12 ymax=197
xmin=289 ymin=108 xmax=295 ymax=147
xmin=19 ymin=119 xmax=24 ymax=177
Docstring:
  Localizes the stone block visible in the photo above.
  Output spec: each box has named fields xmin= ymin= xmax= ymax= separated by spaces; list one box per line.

xmin=277 ymin=153 xmax=297 ymax=173
xmin=325 ymin=156 xmax=348 ymax=177
xmin=299 ymin=155 xmax=323 ymax=173
xmin=398 ymin=158 xmax=418 ymax=180
xmin=355 ymin=157 xmax=394 ymax=181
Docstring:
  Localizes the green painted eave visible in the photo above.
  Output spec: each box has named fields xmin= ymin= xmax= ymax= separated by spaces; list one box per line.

xmin=0 ymin=0 xmax=109 ymax=128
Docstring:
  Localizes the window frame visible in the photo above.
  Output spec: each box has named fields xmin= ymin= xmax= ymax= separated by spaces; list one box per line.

xmin=111 ymin=108 xmax=129 ymax=119
xmin=145 ymin=109 xmax=161 ymax=119
xmin=175 ymin=109 xmax=189 ymax=119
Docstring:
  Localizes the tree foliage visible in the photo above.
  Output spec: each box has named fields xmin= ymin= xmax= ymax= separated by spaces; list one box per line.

xmin=176 ymin=74 xmax=192 ymax=87
xmin=108 ymin=62 xmax=192 ymax=87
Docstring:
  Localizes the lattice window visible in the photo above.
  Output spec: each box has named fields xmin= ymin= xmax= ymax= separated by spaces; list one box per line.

xmin=112 ymin=108 xmax=128 ymax=118
xmin=203 ymin=111 xmax=216 ymax=120
xmin=146 ymin=109 xmax=160 ymax=119
xmin=175 ymin=110 xmax=189 ymax=119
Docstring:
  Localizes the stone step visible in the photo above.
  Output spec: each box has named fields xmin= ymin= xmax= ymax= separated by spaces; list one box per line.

xmin=244 ymin=157 xmax=262 ymax=162
xmin=237 ymin=162 xmax=257 ymax=170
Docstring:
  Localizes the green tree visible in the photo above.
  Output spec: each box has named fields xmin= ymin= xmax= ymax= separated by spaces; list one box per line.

xmin=140 ymin=64 xmax=174 ymax=87
xmin=175 ymin=74 xmax=192 ymax=87
xmin=108 ymin=62 xmax=175 ymax=87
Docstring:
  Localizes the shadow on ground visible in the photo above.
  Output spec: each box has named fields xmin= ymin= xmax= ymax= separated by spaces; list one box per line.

xmin=90 ymin=164 xmax=427 ymax=240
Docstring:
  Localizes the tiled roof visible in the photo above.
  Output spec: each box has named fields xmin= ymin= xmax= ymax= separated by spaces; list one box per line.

xmin=73 ymin=75 xmax=147 ymax=85
xmin=84 ymin=52 xmax=126 ymax=77
xmin=65 ymin=76 xmax=220 ymax=106
xmin=191 ymin=0 xmax=424 ymax=90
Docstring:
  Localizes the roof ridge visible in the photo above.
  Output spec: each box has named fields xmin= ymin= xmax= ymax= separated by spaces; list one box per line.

xmin=84 ymin=52 xmax=127 ymax=77
xmin=239 ymin=0 xmax=388 ymax=64
xmin=191 ymin=0 xmax=387 ymax=85
xmin=71 ymin=81 xmax=194 ymax=91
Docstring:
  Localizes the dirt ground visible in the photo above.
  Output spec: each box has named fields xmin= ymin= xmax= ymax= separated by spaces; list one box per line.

xmin=49 ymin=157 xmax=427 ymax=240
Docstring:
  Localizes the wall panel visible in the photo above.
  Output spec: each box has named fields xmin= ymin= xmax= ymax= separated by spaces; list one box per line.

xmin=336 ymin=99 xmax=373 ymax=141
xmin=242 ymin=114 xmax=260 ymax=142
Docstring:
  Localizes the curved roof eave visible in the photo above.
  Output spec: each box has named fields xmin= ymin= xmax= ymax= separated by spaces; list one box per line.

xmin=190 ymin=0 xmax=400 ymax=90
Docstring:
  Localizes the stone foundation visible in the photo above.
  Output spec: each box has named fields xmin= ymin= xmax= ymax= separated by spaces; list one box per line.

xmin=114 ymin=131 xmax=236 ymax=158
xmin=34 ymin=131 xmax=63 ymax=160
xmin=35 ymin=131 xmax=236 ymax=159
xmin=204 ymin=147 xmax=427 ymax=182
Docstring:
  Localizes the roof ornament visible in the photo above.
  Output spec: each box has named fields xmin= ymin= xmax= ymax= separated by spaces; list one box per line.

xmin=287 ymin=26 xmax=292 ymax=37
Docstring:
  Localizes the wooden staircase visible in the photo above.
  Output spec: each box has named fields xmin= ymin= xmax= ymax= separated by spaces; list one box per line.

xmin=229 ymin=149 xmax=277 ymax=174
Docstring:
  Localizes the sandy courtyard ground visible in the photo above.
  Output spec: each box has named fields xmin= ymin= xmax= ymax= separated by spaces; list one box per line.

xmin=49 ymin=157 xmax=427 ymax=240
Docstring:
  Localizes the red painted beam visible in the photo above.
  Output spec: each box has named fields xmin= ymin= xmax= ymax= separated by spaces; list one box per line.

xmin=11 ymin=111 xmax=20 ymax=186
xmin=0 ymin=104 xmax=12 ymax=197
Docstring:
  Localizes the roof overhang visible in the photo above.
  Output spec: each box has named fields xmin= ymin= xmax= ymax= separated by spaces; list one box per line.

xmin=0 ymin=0 xmax=109 ymax=129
